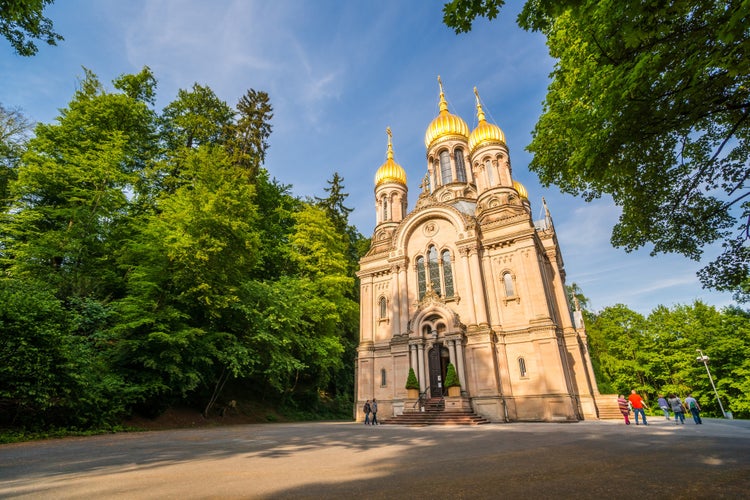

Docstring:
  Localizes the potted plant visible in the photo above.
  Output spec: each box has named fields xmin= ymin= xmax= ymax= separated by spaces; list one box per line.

xmin=405 ymin=367 xmax=420 ymax=399
xmin=444 ymin=363 xmax=461 ymax=397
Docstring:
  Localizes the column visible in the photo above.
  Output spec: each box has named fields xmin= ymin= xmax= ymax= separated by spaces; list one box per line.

xmin=417 ymin=343 xmax=426 ymax=392
xmin=459 ymin=247 xmax=478 ymax=324
xmin=392 ymin=265 xmax=401 ymax=335
xmin=469 ymin=247 xmax=489 ymax=324
xmin=398 ymin=264 xmax=409 ymax=333
xmin=455 ymin=339 xmax=467 ymax=390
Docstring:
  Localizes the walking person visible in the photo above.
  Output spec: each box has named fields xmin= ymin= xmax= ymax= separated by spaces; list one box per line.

xmin=628 ymin=390 xmax=648 ymax=425
xmin=617 ymin=395 xmax=631 ymax=425
xmin=371 ymin=398 xmax=379 ymax=425
xmin=363 ymin=400 xmax=371 ymax=425
xmin=657 ymin=395 xmax=671 ymax=420
xmin=684 ymin=394 xmax=702 ymax=424
xmin=668 ymin=394 xmax=685 ymax=424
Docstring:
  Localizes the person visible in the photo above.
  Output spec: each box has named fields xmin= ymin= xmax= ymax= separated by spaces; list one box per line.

xmin=371 ymin=398 xmax=379 ymax=425
xmin=657 ymin=395 xmax=671 ymax=420
xmin=363 ymin=400 xmax=371 ymax=425
xmin=628 ymin=390 xmax=648 ymax=425
xmin=668 ymin=394 xmax=685 ymax=424
xmin=617 ymin=395 xmax=631 ymax=425
xmin=684 ymin=394 xmax=702 ymax=424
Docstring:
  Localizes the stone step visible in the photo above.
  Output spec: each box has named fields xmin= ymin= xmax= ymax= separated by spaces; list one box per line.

xmin=596 ymin=394 xmax=624 ymax=420
xmin=382 ymin=408 xmax=491 ymax=426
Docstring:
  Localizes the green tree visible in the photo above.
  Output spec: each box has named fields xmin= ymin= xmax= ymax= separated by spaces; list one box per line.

xmin=226 ymin=89 xmax=273 ymax=178
xmin=160 ymin=83 xmax=234 ymax=152
xmin=443 ymin=0 xmax=750 ymax=301
xmin=0 ymin=0 xmax=63 ymax=56
xmin=111 ymin=145 xmax=261 ymax=410
xmin=3 ymin=68 xmax=157 ymax=299
xmin=585 ymin=304 xmax=654 ymax=395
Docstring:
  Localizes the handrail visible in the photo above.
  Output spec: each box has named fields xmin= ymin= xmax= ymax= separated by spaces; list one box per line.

xmin=413 ymin=387 xmax=430 ymax=409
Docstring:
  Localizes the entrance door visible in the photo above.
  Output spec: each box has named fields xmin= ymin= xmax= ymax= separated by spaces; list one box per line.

xmin=428 ymin=344 xmax=449 ymax=397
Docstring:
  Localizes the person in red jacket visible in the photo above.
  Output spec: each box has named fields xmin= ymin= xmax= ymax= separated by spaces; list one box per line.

xmin=628 ymin=390 xmax=648 ymax=425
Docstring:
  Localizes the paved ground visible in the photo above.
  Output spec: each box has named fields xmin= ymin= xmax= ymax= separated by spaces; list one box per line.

xmin=1 ymin=417 xmax=749 ymax=499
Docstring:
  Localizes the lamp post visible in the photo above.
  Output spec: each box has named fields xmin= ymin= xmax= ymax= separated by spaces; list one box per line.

xmin=695 ymin=348 xmax=727 ymax=418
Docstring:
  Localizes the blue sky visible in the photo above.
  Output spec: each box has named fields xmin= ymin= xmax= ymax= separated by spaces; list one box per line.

xmin=0 ymin=0 xmax=738 ymax=315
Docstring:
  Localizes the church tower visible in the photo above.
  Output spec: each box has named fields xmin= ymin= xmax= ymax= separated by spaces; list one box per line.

xmin=356 ymin=79 xmax=602 ymax=423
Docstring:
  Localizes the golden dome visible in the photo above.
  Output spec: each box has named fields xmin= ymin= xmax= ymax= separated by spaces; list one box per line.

xmin=513 ymin=180 xmax=528 ymax=200
xmin=424 ymin=76 xmax=469 ymax=149
xmin=375 ymin=127 xmax=407 ymax=187
xmin=468 ymin=87 xmax=506 ymax=154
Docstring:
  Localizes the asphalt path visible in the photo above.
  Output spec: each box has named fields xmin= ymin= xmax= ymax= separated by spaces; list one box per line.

xmin=1 ymin=418 xmax=749 ymax=499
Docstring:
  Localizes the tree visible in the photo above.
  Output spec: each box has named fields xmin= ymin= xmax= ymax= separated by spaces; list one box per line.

xmin=226 ymin=89 xmax=273 ymax=178
xmin=443 ymin=1 xmax=750 ymax=301
xmin=0 ymin=103 xmax=31 ymax=206
xmin=0 ymin=0 xmax=63 ymax=56
xmin=160 ymin=83 xmax=235 ymax=152
xmin=2 ymin=68 xmax=157 ymax=299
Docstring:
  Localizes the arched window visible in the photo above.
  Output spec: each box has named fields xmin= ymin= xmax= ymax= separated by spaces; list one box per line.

xmin=455 ymin=148 xmax=466 ymax=182
xmin=503 ymin=272 xmax=515 ymax=297
xmin=485 ymin=158 xmax=494 ymax=185
xmin=416 ymin=247 xmax=457 ymax=300
xmin=382 ymin=198 xmax=389 ymax=221
xmin=428 ymin=246 xmax=441 ymax=296
xmin=416 ymin=256 xmax=426 ymax=299
xmin=381 ymin=369 xmax=387 ymax=387
xmin=519 ymin=357 xmax=527 ymax=377
xmin=379 ymin=296 xmax=387 ymax=319
xmin=439 ymin=150 xmax=453 ymax=184
xmin=442 ymin=250 xmax=454 ymax=296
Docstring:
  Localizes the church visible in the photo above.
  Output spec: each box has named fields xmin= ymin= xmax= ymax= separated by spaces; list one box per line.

xmin=355 ymin=79 xmax=603 ymax=422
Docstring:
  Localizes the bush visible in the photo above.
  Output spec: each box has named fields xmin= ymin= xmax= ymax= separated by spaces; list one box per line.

xmin=405 ymin=368 xmax=419 ymax=390
xmin=444 ymin=363 xmax=460 ymax=388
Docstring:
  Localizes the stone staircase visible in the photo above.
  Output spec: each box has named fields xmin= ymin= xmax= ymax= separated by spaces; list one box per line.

xmin=382 ymin=398 xmax=491 ymax=426
xmin=595 ymin=394 xmax=623 ymax=420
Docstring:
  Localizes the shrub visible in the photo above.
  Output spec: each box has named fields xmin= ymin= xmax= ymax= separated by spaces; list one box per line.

xmin=405 ymin=368 xmax=419 ymax=390
xmin=444 ymin=363 xmax=460 ymax=388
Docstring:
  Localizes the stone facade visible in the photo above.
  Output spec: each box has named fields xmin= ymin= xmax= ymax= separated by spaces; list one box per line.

xmin=355 ymin=81 xmax=602 ymax=422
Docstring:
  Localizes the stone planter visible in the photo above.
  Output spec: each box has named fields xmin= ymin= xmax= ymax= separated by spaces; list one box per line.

xmin=447 ymin=386 xmax=461 ymax=397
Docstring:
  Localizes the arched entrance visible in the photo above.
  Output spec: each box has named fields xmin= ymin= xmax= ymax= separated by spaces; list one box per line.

xmin=428 ymin=343 xmax=450 ymax=398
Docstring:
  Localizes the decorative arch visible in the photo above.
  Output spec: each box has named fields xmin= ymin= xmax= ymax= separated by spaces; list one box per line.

xmin=392 ymin=205 xmax=471 ymax=251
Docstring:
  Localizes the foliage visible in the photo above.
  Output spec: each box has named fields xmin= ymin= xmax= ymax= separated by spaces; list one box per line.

xmin=443 ymin=0 xmax=750 ymax=302
xmin=0 ymin=0 xmax=63 ymax=56
xmin=0 ymin=66 xmax=364 ymax=433
xmin=585 ymin=301 xmax=750 ymax=418
xmin=444 ymin=363 xmax=460 ymax=388
xmin=405 ymin=367 xmax=420 ymax=390
xmin=442 ymin=0 xmax=505 ymax=34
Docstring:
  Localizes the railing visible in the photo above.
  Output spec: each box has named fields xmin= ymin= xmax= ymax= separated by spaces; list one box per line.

xmin=413 ymin=387 xmax=430 ymax=409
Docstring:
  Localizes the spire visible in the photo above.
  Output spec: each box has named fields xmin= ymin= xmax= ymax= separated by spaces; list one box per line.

xmin=543 ymin=197 xmax=554 ymax=229
xmin=474 ymin=86 xmax=486 ymax=123
xmin=437 ymin=75 xmax=448 ymax=113
xmin=386 ymin=126 xmax=394 ymax=160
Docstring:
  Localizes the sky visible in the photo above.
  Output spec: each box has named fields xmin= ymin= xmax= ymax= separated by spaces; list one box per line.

xmin=0 ymin=0 xmax=739 ymax=315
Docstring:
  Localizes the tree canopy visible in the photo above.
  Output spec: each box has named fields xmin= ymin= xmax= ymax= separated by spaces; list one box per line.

xmin=1 ymin=0 xmax=62 ymax=56
xmin=443 ymin=0 xmax=750 ymax=301
xmin=585 ymin=301 xmax=750 ymax=419
xmin=0 ymin=68 xmax=365 ymax=431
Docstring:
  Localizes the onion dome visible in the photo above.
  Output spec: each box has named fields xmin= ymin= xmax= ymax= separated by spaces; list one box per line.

xmin=424 ymin=76 xmax=469 ymax=149
xmin=513 ymin=180 xmax=528 ymax=200
xmin=468 ymin=87 xmax=506 ymax=154
xmin=375 ymin=127 xmax=407 ymax=187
